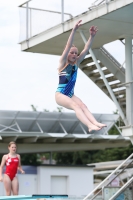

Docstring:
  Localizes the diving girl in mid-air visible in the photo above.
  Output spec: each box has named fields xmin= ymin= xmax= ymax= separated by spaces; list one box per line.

xmin=55 ymin=20 xmax=106 ymax=132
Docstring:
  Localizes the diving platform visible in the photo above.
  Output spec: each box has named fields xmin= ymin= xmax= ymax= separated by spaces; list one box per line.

xmin=18 ymin=0 xmax=133 ymax=143
xmin=0 ymin=195 xmax=68 ymax=200
xmin=19 ymin=0 xmax=133 ymax=54
xmin=0 ymin=110 xmax=130 ymax=153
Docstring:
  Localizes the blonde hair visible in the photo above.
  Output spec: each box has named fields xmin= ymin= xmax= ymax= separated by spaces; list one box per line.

xmin=59 ymin=45 xmax=78 ymax=72
xmin=8 ymin=141 xmax=17 ymax=147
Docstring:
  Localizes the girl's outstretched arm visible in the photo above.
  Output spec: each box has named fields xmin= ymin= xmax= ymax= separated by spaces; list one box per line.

xmin=58 ymin=20 xmax=82 ymax=71
xmin=77 ymin=26 xmax=98 ymax=65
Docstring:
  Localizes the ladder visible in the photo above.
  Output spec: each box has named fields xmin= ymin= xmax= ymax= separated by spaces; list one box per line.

xmin=80 ymin=46 xmax=126 ymax=114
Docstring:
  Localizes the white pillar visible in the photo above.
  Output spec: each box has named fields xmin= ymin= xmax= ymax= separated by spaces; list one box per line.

xmin=125 ymin=36 xmax=133 ymax=125
xmin=26 ymin=2 xmax=29 ymax=41
xmin=124 ymin=36 xmax=133 ymax=143
xmin=61 ymin=0 xmax=64 ymax=23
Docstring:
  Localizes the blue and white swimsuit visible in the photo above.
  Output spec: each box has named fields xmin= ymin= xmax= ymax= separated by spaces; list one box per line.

xmin=56 ymin=64 xmax=78 ymax=98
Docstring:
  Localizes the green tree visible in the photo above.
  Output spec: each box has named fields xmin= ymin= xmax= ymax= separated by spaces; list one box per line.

xmin=20 ymin=153 xmax=42 ymax=165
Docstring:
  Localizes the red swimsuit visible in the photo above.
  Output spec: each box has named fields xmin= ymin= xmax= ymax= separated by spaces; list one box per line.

xmin=5 ymin=155 xmax=19 ymax=181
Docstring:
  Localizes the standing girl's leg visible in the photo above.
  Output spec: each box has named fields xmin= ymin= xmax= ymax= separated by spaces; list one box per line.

xmin=72 ymin=95 xmax=106 ymax=128
xmin=3 ymin=175 xmax=12 ymax=196
xmin=11 ymin=177 xmax=19 ymax=195
xmin=55 ymin=92 xmax=101 ymax=132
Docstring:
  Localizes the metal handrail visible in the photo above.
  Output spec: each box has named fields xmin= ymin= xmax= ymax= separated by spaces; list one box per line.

xmin=83 ymin=153 xmax=133 ymax=200
xmin=88 ymin=0 xmax=114 ymax=10
xmin=100 ymin=47 xmax=121 ymax=68
xmin=21 ymin=6 xmax=73 ymax=19
xmin=19 ymin=0 xmax=73 ymax=42
xmin=109 ymin=177 xmax=133 ymax=200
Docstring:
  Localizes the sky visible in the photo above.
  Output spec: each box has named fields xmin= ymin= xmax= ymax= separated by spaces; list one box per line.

xmin=0 ymin=0 xmax=125 ymax=114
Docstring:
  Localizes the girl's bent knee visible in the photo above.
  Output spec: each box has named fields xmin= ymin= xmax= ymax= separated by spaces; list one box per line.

xmin=81 ymin=103 xmax=87 ymax=110
xmin=72 ymin=102 xmax=81 ymax=110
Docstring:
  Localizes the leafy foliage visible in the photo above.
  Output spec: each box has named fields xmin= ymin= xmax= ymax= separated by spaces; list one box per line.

xmin=20 ymin=153 xmax=41 ymax=166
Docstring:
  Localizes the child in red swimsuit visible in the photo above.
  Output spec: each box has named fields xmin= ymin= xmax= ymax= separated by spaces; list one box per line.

xmin=0 ymin=141 xmax=25 ymax=196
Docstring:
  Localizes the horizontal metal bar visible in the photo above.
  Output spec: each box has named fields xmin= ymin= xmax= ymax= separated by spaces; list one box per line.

xmin=0 ymin=117 xmax=79 ymax=121
xmin=118 ymin=81 xmax=133 ymax=87
xmin=119 ymin=125 xmax=133 ymax=129
xmin=21 ymin=6 xmax=73 ymax=18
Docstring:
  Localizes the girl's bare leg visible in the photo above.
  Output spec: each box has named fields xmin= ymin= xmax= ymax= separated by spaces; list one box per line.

xmin=3 ymin=174 xmax=12 ymax=196
xmin=72 ymin=95 xmax=106 ymax=128
xmin=55 ymin=92 xmax=101 ymax=132
xmin=11 ymin=177 xmax=19 ymax=195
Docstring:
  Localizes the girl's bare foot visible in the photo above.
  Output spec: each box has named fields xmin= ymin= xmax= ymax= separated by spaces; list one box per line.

xmin=94 ymin=122 xmax=107 ymax=128
xmin=88 ymin=124 xmax=102 ymax=132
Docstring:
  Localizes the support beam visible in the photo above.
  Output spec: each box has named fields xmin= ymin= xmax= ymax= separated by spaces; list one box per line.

xmin=125 ymin=36 xmax=133 ymax=125
xmin=2 ymin=136 xmax=18 ymax=143
xmin=121 ymin=36 xmax=133 ymax=143
xmin=0 ymin=142 xmax=130 ymax=154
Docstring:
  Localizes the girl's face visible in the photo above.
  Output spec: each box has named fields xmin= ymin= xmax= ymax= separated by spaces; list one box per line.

xmin=8 ymin=144 xmax=17 ymax=154
xmin=67 ymin=47 xmax=78 ymax=64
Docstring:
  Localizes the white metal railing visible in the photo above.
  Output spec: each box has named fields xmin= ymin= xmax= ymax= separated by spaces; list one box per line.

xmin=83 ymin=153 xmax=133 ymax=200
xmin=19 ymin=0 xmax=115 ymax=42
xmin=109 ymin=177 xmax=133 ymax=200
xmin=100 ymin=47 xmax=122 ymax=69
xmin=19 ymin=0 xmax=73 ymax=42
xmin=88 ymin=0 xmax=114 ymax=10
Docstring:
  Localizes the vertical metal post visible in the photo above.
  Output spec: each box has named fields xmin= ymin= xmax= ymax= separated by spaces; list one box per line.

xmin=105 ymin=0 xmax=109 ymax=12
xmin=26 ymin=2 xmax=29 ymax=41
xmin=61 ymin=0 xmax=64 ymax=24
xmin=125 ymin=36 xmax=133 ymax=126
xmin=50 ymin=152 xmax=52 ymax=164
xmin=30 ymin=8 xmax=32 ymax=38
xmin=79 ymin=30 xmax=127 ymax=125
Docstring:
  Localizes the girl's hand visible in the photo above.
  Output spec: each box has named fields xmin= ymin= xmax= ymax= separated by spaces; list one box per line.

xmin=73 ymin=20 xmax=82 ymax=31
xmin=89 ymin=26 xmax=98 ymax=37
xmin=21 ymin=170 xmax=25 ymax=174
xmin=0 ymin=176 xmax=3 ymax=182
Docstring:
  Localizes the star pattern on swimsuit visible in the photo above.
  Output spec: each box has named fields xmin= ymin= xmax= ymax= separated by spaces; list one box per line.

xmin=6 ymin=158 xmax=11 ymax=166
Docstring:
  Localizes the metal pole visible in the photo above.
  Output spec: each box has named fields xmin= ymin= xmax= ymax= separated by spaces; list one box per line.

xmin=50 ymin=152 xmax=52 ymax=164
xmin=61 ymin=0 xmax=64 ymax=23
xmin=105 ymin=0 xmax=109 ymax=13
xmin=30 ymin=8 xmax=32 ymax=38
xmin=26 ymin=2 xmax=28 ymax=40
xmin=125 ymin=36 xmax=133 ymax=126
xmin=79 ymin=30 xmax=127 ymax=125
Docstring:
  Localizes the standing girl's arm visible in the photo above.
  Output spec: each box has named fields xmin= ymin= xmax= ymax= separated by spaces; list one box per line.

xmin=0 ymin=155 xmax=6 ymax=182
xmin=58 ymin=20 xmax=82 ymax=71
xmin=17 ymin=155 xmax=25 ymax=174
xmin=77 ymin=26 xmax=98 ymax=65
